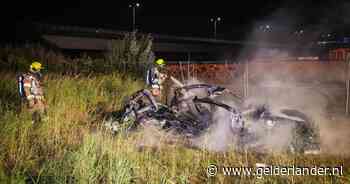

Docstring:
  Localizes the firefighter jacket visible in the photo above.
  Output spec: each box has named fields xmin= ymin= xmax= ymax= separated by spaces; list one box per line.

xmin=22 ymin=72 xmax=44 ymax=100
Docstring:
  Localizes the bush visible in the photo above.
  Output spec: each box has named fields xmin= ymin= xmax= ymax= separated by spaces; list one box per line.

xmin=0 ymin=31 xmax=155 ymax=78
xmin=106 ymin=30 xmax=155 ymax=77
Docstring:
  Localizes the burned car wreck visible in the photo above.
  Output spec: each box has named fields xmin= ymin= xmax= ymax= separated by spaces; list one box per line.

xmin=239 ymin=105 xmax=320 ymax=154
xmin=104 ymin=83 xmax=320 ymax=154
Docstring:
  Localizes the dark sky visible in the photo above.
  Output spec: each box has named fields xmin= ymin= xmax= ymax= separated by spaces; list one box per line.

xmin=2 ymin=0 xmax=349 ymax=42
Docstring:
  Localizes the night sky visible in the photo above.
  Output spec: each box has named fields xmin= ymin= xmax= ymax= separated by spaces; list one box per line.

xmin=2 ymin=0 xmax=349 ymax=43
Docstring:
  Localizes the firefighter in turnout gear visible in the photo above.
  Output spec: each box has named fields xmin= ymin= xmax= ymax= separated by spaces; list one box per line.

xmin=18 ymin=61 xmax=47 ymax=123
xmin=146 ymin=58 xmax=168 ymax=102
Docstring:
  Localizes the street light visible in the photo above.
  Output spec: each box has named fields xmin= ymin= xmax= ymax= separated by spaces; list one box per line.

xmin=210 ymin=17 xmax=221 ymax=39
xmin=129 ymin=2 xmax=140 ymax=31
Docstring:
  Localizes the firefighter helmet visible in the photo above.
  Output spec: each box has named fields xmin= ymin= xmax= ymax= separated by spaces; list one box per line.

xmin=30 ymin=61 xmax=43 ymax=72
xmin=155 ymin=58 xmax=166 ymax=66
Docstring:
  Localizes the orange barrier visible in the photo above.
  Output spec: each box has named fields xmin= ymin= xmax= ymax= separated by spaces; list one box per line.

xmin=166 ymin=61 xmax=348 ymax=84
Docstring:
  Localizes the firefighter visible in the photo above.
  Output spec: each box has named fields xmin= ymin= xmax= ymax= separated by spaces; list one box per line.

xmin=18 ymin=61 xmax=47 ymax=123
xmin=146 ymin=58 xmax=168 ymax=101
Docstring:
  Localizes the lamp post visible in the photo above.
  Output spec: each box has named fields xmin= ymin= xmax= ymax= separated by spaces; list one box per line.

xmin=210 ymin=17 xmax=221 ymax=39
xmin=129 ymin=2 xmax=140 ymax=31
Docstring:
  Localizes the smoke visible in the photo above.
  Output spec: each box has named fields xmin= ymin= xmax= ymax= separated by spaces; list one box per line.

xmin=135 ymin=73 xmax=349 ymax=155
xmin=319 ymin=116 xmax=350 ymax=155
xmin=191 ymin=101 xmax=237 ymax=152
xmin=168 ymin=77 xmax=240 ymax=151
xmin=168 ymin=77 xmax=314 ymax=153
xmin=252 ymin=48 xmax=290 ymax=60
xmin=175 ymin=1 xmax=350 ymax=154
xmin=248 ymin=120 xmax=295 ymax=152
xmin=232 ymin=1 xmax=350 ymax=62
xmin=134 ymin=122 xmax=186 ymax=149
xmin=225 ymin=1 xmax=350 ymax=155
xmin=136 ymin=123 xmax=165 ymax=148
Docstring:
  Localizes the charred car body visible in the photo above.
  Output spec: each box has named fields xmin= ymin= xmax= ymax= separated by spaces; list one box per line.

xmin=104 ymin=83 xmax=320 ymax=154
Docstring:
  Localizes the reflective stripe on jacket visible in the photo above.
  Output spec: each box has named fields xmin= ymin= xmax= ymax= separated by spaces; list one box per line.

xmin=22 ymin=73 xmax=44 ymax=99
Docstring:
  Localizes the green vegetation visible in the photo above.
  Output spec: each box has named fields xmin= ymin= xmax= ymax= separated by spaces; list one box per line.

xmin=0 ymin=30 xmax=154 ymax=76
xmin=0 ymin=37 xmax=349 ymax=183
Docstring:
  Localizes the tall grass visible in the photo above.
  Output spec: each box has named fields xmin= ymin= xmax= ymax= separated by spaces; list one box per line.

xmin=0 ymin=71 xmax=349 ymax=184
xmin=0 ymin=72 xmax=143 ymax=183
xmin=0 ymin=40 xmax=349 ymax=183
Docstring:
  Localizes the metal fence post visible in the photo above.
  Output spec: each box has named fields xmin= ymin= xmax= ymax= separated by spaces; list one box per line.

xmin=180 ymin=61 xmax=185 ymax=82
xmin=187 ymin=60 xmax=190 ymax=80
xmin=187 ymin=52 xmax=191 ymax=80
xmin=347 ymin=79 xmax=349 ymax=115
xmin=346 ymin=53 xmax=350 ymax=115
xmin=246 ymin=60 xmax=249 ymax=97
xmin=243 ymin=60 xmax=249 ymax=98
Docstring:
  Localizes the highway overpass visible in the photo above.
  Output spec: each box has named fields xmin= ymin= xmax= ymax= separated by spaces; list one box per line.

xmin=35 ymin=23 xmax=323 ymax=61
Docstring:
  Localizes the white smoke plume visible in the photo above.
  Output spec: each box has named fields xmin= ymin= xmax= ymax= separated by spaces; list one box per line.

xmin=226 ymin=1 xmax=350 ymax=155
xmin=191 ymin=101 xmax=237 ymax=152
